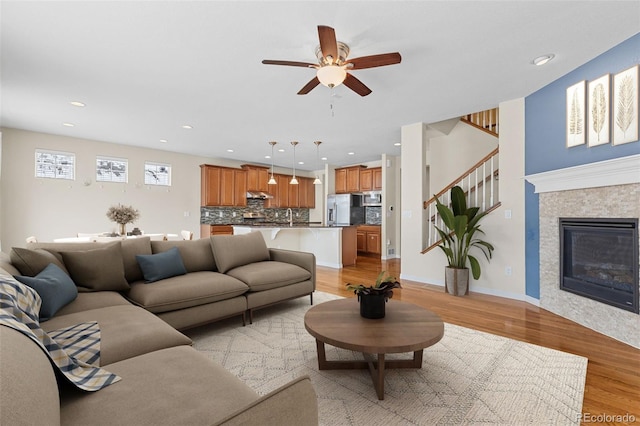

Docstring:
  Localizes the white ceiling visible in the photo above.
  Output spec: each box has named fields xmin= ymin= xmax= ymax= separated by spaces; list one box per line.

xmin=2 ymin=1 xmax=638 ymax=170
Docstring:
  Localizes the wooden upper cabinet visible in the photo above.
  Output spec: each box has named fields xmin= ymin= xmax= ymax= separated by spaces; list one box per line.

xmin=200 ymin=165 xmax=246 ymax=207
xmin=372 ymin=167 xmax=382 ymax=191
xmin=299 ymin=178 xmax=316 ymax=208
xmin=242 ymin=165 xmax=269 ymax=192
xmin=346 ymin=167 xmax=361 ymax=193
xmin=234 ymin=170 xmax=247 ymax=207
xmin=335 ymin=169 xmax=348 ymax=194
xmin=201 ymin=165 xmax=221 ymax=206
xmin=288 ymin=178 xmax=300 ymax=208
xmin=360 ymin=169 xmax=373 ymax=191
xmin=276 ymin=174 xmax=290 ymax=207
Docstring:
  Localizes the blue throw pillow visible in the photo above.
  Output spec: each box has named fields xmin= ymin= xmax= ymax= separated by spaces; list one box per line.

xmin=14 ymin=263 xmax=78 ymax=321
xmin=136 ymin=247 xmax=187 ymax=283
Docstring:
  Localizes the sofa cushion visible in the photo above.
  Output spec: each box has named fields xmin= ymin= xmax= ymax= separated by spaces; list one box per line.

xmin=136 ymin=247 xmax=187 ymax=283
xmin=0 ymin=252 xmax=21 ymax=276
xmin=60 ymin=243 xmax=129 ymax=292
xmin=120 ymin=237 xmax=152 ymax=283
xmin=10 ymin=247 xmax=69 ymax=276
xmin=55 ymin=291 xmax=131 ymax=317
xmin=14 ymin=263 xmax=78 ymax=321
xmin=227 ymin=261 xmax=312 ymax=292
xmin=210 ymin=231 xmax=270 ymax=274
xmin=151 ymin=238 xmax=217 ymax=272
xmin=41 ymin=304 xmax=192 ymax=366
xmin=126 ymin=271 xmax=249 ymax=314
xmin=60 ymin=346 xmax=258 ymax=426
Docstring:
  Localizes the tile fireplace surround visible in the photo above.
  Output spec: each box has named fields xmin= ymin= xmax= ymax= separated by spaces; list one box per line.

xmin=526 ymin=154 xmax=640 ymax=349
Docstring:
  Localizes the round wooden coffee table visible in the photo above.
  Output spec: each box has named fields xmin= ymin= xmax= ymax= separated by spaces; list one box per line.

xmin=304 ymin=298 xmax=444 ymax=400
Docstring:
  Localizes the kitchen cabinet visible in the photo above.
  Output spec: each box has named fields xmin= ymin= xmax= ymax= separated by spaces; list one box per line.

xmin=242 ymin=165 xmax=269 ymax=192
xmin=201 ymin=224 xmax=234 ymax=238
xmin=357 ymin=225 xmax=381 ymax=256
xmin=335 ymin=169 xmax=347 ymax=194
xmin=373 ymin=167 xmax=382 ymax=190
xmin=336 ymin=165 xmax=376 ymax=193
xmin=298 ymin=177 xmax=316 ymax=208
xmin=288 ymin=177 xmax=300 ymax=207
xmin=200 ymin=165 xmax=246 ymax=207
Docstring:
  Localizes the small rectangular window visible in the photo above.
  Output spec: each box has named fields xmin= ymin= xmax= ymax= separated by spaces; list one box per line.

xmin=96 ymin=156 xmax=128 ymax=183
xmin=144 ymin=162 xmax=171 ymax=186
xmin=35 ymin=149 xmax=75 ymax=180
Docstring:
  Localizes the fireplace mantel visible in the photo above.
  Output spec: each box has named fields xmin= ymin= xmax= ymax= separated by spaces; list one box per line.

xmin=525 ymin=154 xmax=640 ymax=193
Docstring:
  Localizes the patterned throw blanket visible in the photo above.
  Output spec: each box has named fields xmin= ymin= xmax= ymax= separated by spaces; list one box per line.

xmin=0 ymin=276 xmax=120 ymax=391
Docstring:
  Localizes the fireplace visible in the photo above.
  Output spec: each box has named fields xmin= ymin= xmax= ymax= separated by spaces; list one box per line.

xmin=559 ymin=218 xmax=639 ymax=313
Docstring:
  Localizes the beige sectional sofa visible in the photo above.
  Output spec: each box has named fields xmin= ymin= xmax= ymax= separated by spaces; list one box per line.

xmin=0 ymin=231 xmax=318 ymax=425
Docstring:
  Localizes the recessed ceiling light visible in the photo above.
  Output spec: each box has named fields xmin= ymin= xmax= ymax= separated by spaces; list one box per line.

xmin=348 ymin=152 xmax=355 ymax=155
xmin=532 ymin=54 xmax=555 ymax=66
xmin=265 ymin=155 xmax=271 ymax=159
xmin=298 ymin=161 xmax=304 ymax=165
xmin=62 ymin=122 xmax=75 ymax=127
xmin=321 ymin=157 xmax=327 ymax=161
xmin=226 ymin=149 xmax=234 ymax=153
xmin=159 ymin=139 xmax=168 ymax=143
xmin=181 ymin=125 xmax=193 ymax=129
xmin=69 ymin=101 xmax=85 ymax=107
xmin=278 ymin=148 xmax=285 ymax=152
xmin=394 ymin=142 xmax=401 ymax=146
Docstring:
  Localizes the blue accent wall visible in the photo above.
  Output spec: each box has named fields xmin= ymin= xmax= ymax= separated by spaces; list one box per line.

xmin=524 ymin=33 xmax=640 ymax=299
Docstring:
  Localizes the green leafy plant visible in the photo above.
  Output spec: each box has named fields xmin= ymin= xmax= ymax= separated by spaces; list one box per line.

xmin=346 ymin=271 xmax=402 ymax=301
xmin=434 ymin=186 xmax=494 ymax=280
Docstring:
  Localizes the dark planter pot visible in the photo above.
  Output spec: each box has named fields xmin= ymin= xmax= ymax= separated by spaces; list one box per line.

xmin=359 ymin=293 xmax=386 ymax=319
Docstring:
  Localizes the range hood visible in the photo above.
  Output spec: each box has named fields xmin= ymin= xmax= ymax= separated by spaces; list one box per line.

xmin=246 ymin=191 xmax=274 ymax=199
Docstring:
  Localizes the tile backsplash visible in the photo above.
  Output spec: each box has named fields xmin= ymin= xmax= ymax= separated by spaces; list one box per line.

xmin=201 ymin=199 xmax=309 ymax=225
xmin=365 ymin=206 xmax=382 ymax=225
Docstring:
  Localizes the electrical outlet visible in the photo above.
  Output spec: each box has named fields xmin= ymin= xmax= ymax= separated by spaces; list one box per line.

xmin=232 ymin=212 xmax=236 ymax=217
xmin=219 ymin=212 xmax=223 ymax=218
xmin=505 ymin=266 xmax=512 ymax=276
xmin=275 ymin=212 xmax=279 ymax=218
xmin=184 ymin=211 xmax=190 ymax=217
xmin=296 ymin=212 xmax=299 ymax=217
xmin=205 ymin=211 xmax=209 ymax=217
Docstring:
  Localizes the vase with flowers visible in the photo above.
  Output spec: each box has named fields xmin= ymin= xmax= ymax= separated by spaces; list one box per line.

xmin=106 ymin=204 xmax=140 ymax=236
xmin=346 ymin=271 xmax=402 ymax=319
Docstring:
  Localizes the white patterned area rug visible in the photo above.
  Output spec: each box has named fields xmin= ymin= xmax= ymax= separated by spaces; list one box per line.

xmin=186 ymin=292 xmax=588 ymax=425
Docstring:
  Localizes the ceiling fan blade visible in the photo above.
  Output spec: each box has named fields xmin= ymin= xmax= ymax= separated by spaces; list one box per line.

xmin=262 ymin=60 xmax=317 ymax=68
xmin=343 ymin=73 xmax=372 ymax=97
xmin=346 ymin=52 xmax=402 ymax=70
xmin=298 ymin=77 xmax=320 ymax=95
xmin=318 ymin=25 xmax=338 ymax=63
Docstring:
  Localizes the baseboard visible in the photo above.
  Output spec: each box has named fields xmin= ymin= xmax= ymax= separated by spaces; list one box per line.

xmin=471 ymin=285 xmax=526 ymax=301
xmin=525 ymin=295 xmax=540 ymax=306
xmin=316 ymin=261 xmax=342 ymax=269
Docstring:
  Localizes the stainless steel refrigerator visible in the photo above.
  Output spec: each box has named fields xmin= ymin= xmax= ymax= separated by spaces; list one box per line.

xmin=327 ymin=194 xmax=365 ymax=226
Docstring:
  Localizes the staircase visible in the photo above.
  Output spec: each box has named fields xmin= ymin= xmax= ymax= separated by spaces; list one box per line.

xmin=422 ymin=108 xmax=501 ymax=254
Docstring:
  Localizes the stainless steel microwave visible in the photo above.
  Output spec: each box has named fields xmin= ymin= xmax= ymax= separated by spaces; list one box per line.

xmin=361 ymin=192 xmax=382 ymax=206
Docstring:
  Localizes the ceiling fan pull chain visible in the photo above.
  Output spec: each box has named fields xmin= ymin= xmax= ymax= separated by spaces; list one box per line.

xmin=330 ymin=87 xmax=335 ymax=117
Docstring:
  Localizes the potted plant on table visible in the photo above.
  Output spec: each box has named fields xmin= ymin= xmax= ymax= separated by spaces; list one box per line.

xmin=346 ymin=271 xmax=402 ymax=319
xmin=106 ymin=204 xmax=140 ymax=236
xmin=434 ymin=185 xmax=494 ymax=296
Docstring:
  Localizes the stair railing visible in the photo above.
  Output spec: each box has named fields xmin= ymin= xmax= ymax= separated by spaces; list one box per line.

xmin=422 ymin=147 xmax=500 ymax=253
xmin=461 ymin=108 xmax=499 ymax=136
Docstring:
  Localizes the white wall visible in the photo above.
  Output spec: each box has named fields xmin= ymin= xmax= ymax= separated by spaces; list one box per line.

xmin=381 ymin=154 xmax=400 ymax=259
xmin=400 ymin=99 xmax=526 ymax=299
xmin=0 ymin=127 xmax=314 ymax=251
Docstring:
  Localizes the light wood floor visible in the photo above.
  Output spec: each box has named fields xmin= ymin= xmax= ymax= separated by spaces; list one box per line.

xmin=316 ymin=256 xmax=640 ymax=425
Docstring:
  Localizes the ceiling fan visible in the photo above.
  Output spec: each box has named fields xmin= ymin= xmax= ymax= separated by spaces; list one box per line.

xmin=262 ymin=25 xmax=401 ymax=97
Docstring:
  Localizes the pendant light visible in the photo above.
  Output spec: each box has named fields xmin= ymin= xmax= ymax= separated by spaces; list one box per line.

xmin=290 ymin=141 xmax=299 ymax=185
xmin=268 ymin=141 xmax=277 ymax=185
xmin=313 ymin=141 xmax=322 ymax=185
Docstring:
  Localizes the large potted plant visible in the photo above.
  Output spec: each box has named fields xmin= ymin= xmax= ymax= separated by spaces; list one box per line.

xmin=346 ymin=271 xmax=401 ymax=319
xmin=434 ymin=186 xmax=494 ymax=296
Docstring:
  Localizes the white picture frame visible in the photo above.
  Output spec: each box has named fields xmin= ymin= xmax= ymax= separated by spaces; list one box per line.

xmin=566 ymin=80 xmax=586 ymax=147
xmin=612 ymin=65 xmax=639 ymax=145
xmin=587 ymin=74 xmax=610 ymax=147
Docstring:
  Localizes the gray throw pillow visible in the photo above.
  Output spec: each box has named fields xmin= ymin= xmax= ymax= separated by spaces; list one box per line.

xmin=10 ymin=247 xmax=69 ymax=276
xmin=136 ymin=247 xmax=187 ymax=283
xmin=14 ymin=263 xmax=78 ymax=321
xmin=60 ymin=243 xmax=129 ymax=292
xmin=210 ymin=231 xmax=270 ymax=274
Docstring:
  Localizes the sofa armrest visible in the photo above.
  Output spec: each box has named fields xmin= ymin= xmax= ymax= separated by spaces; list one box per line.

xmin=215 ymin=375 xmax=318 ymax=426
xmin=268 ymin=248 xmax=316 ymax=291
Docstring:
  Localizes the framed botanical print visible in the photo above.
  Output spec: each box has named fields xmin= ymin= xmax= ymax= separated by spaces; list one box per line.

xmin=612 ymin=65 xmax=638 ymax=145
xmin=587 ymin=74 xmax=610 ymax=147
xmin=566 ymin=80 xmax=586 ymax=147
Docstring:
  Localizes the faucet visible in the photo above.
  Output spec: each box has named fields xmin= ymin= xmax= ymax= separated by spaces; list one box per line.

xmin=287 ymin=208 xmax=293 ymax=227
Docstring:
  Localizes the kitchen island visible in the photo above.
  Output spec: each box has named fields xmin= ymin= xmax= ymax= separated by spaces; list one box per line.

xmin=233 ymin=224 xmax=357 ymax=268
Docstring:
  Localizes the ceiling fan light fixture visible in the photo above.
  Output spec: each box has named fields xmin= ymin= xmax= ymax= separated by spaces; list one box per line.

xmin=317 ymin=65 xmax=346 ymax=88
